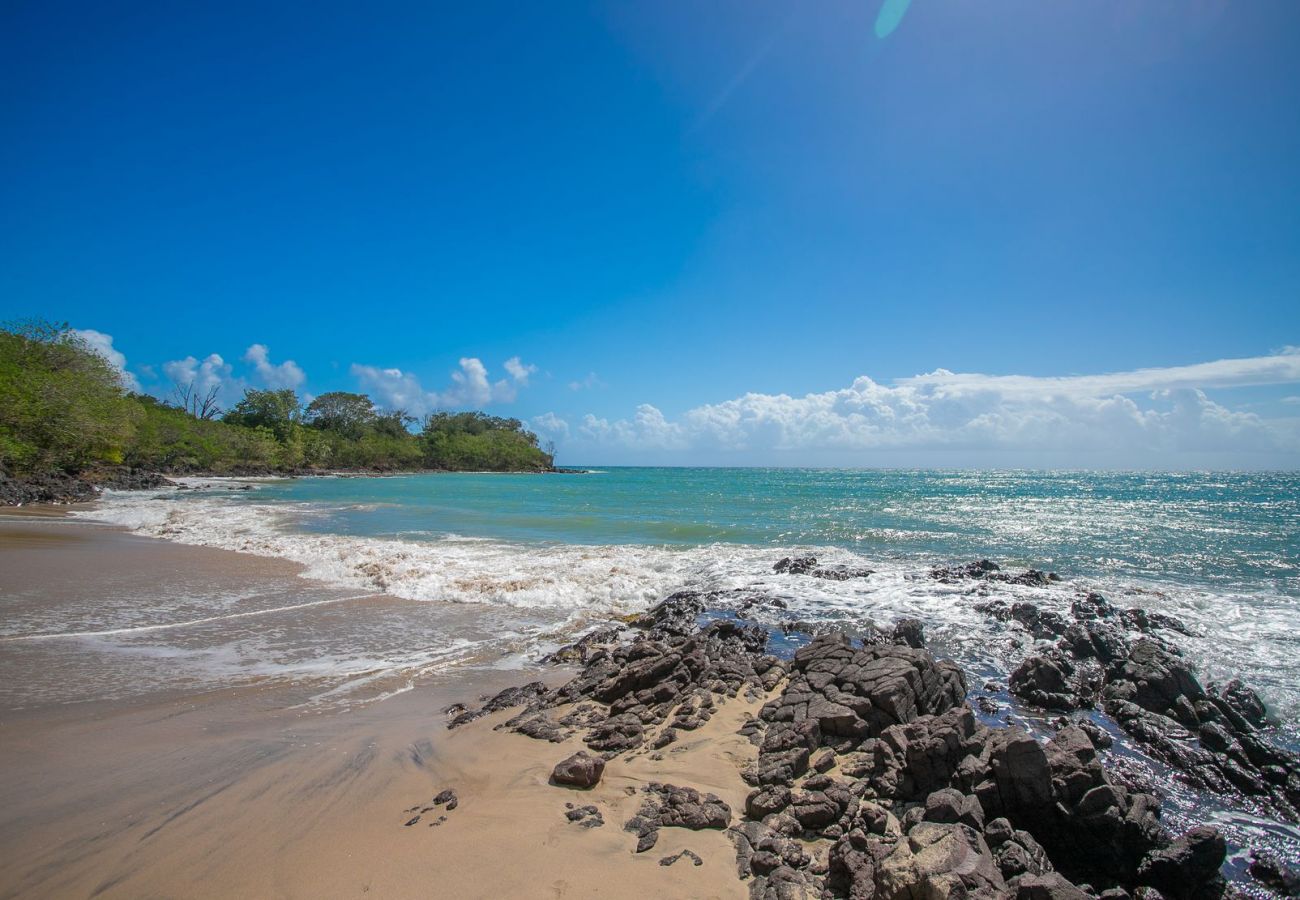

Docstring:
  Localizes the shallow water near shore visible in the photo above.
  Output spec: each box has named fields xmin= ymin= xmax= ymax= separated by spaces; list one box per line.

xmin=63 ymin=468 xmax=1300 ymax=721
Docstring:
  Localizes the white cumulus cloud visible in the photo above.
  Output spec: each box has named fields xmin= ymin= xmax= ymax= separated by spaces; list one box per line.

xmin=162 ymin=353 xmax=241 ymax=407
xmin=531 ymin=412 xmax=570 ymax=440
xmin=560 ymin=352 xmax=1300 ymax=467
xmin=350 ymin=364 xmax=432 ymax=415
xmin=504 ymin=356 xmax=537 ymax=386
xmin=350 ymin=356 xmax=536 ymax=415
xmin=243 ymin=343 xmax=306 ymax=390
xmin=72 ymin=329 xmax=140 ymax=392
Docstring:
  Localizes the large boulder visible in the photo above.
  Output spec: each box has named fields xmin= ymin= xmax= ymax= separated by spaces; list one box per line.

xmin=874 ymin=822 xmax=1007 ymax=899
xmin=1011 ymin=653 xmax=1087 ymax=710
xmin=1137 ymin=827 xmax=1227 ymax=899
xmin=644 ymin=783 xmax=732 ymax=830
xmin=1013 ymin=873 xmax=1092 ymax=900
xmin=551 ymin=750 xmax=605 ymax=788
xmin=763 ymin=634 xmax=967 ymax=741
xmin=1104 ymin=640 xmax=1205 ymax=728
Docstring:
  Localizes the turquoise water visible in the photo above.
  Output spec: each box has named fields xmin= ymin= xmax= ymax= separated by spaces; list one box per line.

xmin=255 ymin=468 xmax=1300 ymax=595
xmin=83 ymin=467 xmax=1299 ymax=724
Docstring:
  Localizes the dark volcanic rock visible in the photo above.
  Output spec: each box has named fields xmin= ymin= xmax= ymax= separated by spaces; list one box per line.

xmin=774 ymin=555 xmax=819 ymax=575
xmin=1013 ymin=873 xmax=1091 ymax=900
xmin=543 ymin=626 xmax=626 ymax=665
xmin=746 ymin=785 xmax=792 ymax=820
xmin=1136 ymin=826 xmax=1228 ymax=899
xmin=1121 ymin=607 xmax=1192 ymax=637
xmin=448 ymin=569 xmax=1276 ymax=898
xmin=564 ymin=804 xmax=605 ymax=827
xmin=449 ymin=593 xmax=777 ymax=756
xmin=1249 ymin=849 xmax=1300 ymax=896
xmin=448 ymin=681 xmax=550 ymax=728
xmin=931 ymin=559 xmax=1002 ymax=582
xmin=1104 ymin=640 xmax=1205 ymax=728
xmin=649 ymin=783 xmax=732 ymax=830
xmin=586 ymin=713 xmax=645 ymax=754
xmin=811 ymin=564 xmax=874 ymax=581
xmin=86 ymin=467 xmax=174 ymax=491
xmin=773 ymin=554 xmax=871 ymax=581
xmin=1209 ymin=678 xmax=1269 ymax=729
xmin=760 ymin=633 xmax=967 ymax=739
xmin=659 ymin=848 xmax=703 ymax=867
xmin=626 ymin=783 xmax=730 ymax=851
xmin=989 ymin=583 xmax=1300 ymax=825
xmin=1010 ymin=651 xmax=1102 ymax=711
xmin=1098 ymin=641 xmax=1300 ymax=819
xmin=892 ymin=618 xmax=925 ymax=649
xmin=1009 ymin=602 xmax=1071 ymax=639
xmin=874 ymin=822 xmax=1007 ymax=898
xmin=551 ymin=750 xmax=605 ymax=788
xmin=0 ymin=471 xmax=98 ymax=506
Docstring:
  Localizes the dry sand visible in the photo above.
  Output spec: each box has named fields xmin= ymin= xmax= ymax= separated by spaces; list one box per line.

xmin=0 ymin=512 xmax=757 ymax=899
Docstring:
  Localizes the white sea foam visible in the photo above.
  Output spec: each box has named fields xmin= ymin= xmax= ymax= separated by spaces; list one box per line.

xmin=76 ymin=488 xmax=1300 ymax=721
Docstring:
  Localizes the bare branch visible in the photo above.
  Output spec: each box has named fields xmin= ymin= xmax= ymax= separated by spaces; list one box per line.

xmin=170 ymin=380 xmax=222 ymax=419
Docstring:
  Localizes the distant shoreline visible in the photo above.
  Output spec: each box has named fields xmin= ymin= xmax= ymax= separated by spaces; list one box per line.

xmin=0 ymin=464 xmax=589 ymax=507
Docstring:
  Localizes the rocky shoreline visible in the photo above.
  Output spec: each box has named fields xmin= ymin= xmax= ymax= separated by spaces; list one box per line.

xmin=0 ymin=467 xmax=174 ymax=506
xmin=448 ymin=558 xmax=1300 ymax=899
xmin=0 ymin=464 xmax=593 ymax=508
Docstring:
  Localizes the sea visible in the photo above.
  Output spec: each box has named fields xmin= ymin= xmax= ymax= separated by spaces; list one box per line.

xmin=3 ymin=467 xmax=1299 ymax=880
xmin=56 ymin=468 xmax=1299 ymax=714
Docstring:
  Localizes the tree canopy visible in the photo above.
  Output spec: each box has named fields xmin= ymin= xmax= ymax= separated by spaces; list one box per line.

xmin=304 ymin=391 xmax=378 ymax=437
xmin=222 ymin=389 xmax=302 ymax=441
xmin=0 ymin=320 xmax=554 ymax=477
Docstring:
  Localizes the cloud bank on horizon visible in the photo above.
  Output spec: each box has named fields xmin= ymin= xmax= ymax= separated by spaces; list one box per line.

xmin=535 ymin=349 xmax=1300 ymax=467
xmin=73 ymin=328 xmax=1300 ymax=468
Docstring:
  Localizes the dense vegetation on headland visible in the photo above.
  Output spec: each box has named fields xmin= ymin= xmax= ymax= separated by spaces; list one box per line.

xmin=0 ymin=320 xmax=555 ymax=479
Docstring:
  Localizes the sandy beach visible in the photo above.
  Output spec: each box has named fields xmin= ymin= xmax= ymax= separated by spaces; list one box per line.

xmin=0 ymin=513 xmax=752 ymax=899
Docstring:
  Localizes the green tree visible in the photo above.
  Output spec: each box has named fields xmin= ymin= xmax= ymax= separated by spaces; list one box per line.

xmin=419 ymin=411 xmax=552 ymax=471
xmin=222 ymin=389 xmax=302 ymax=441
xmin=372 ymin=409 xmax=414 ymax=438
xmin=1 ymin=317 xmax=553 ymax=478
xmin=0 ymin=320 xmax=139 ymax=473
xmin=303 ymin=391 xmax=377 ymax=438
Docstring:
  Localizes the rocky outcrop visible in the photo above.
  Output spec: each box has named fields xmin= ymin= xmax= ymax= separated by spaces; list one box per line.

xmin=1135 ymin=826 xmax=1228 ymax=899
xmin=932 ymin=559 xmax=1060 ymax=587
xmin=996 ymin=588 xmax=1300 ymax=822
xmin=623 ymin=783 xmax=732 ymax=853
xmin=891 ymin=618 xmax=925 ymax=649
xmin=1249 ymin=849 xmax=1300 ymax=896
xmin=449 ymin=594 xmax=783 ymax=758
xmin=447 ymin=570 xmax=1267 ymax=897
xmin=758 ymin=633 xmax=967 ymax=741
xmin=0 ymin=467 xmax=175 ymax=506
xmin=874 ymin=822 xmax=1006 ymax=899
xmin=0 ymin=471 xmax=98 ymax=505
xmin=774 ymin=555 xmax=873 ymax=581
xmin=84 ymin=467 xmax=174 ymax=491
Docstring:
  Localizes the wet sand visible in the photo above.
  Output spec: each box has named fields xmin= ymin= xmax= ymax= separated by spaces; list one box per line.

xmin=0 ymin=513 xmax=751 ymax=899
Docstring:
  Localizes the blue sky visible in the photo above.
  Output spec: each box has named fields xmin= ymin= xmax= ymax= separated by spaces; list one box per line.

xmin=3 ymin=1 xmax=1299 ymax=467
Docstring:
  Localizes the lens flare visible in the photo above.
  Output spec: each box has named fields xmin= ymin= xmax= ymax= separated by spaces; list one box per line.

xmin=875 ymin=0 xmax=913 ymax=38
